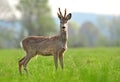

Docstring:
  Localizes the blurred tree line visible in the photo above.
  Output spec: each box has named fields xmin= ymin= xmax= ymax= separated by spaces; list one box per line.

xmin=68 ymin=16 xmax=120 ymax=47
xmin=0 ymin=0 xmax=120 ymax=48
xmin=17 ymin=0 xmax=56 ymax=36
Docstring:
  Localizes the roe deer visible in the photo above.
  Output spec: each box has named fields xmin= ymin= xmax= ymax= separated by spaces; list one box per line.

xmin=18 ymin=8 xmax=72 ymax=74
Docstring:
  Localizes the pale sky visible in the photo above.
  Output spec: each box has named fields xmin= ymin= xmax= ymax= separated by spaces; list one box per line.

xmin=49 ymin=0 xmax=120 ymax=17
xmin=8 ymin=0 xmax=120 ymax=18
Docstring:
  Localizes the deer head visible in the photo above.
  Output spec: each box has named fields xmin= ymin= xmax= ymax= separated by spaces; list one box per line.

xmin=57 ymin=8 xmax=72 ymax=32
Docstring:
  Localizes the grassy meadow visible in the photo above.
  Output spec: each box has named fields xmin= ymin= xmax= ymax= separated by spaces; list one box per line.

xmin=0 ymin=48 xmax=120 ymax=82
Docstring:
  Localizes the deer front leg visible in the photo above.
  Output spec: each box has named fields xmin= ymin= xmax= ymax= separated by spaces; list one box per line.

xmin=59 ymin=53 xmax=64 ymax=69
xmin=53 ymin=52 xmax=59 ymax=70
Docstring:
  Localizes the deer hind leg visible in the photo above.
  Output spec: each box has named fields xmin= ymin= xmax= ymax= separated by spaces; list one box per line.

xmin=23 ymin=52 xmax=36 ymax=74
xmin=22 ymin=55 xmax=31 ymax=74
xmin=18 ymin=56 xmax=26 ymax=75
xmin=53 ymin=52 xmax=59 ymax=70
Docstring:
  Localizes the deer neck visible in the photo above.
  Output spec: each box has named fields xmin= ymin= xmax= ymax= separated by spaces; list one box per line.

xmin=60 ymin=28 xmax=68 ymax=43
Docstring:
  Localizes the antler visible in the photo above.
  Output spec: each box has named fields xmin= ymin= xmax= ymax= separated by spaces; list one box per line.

xmin=64 ymin=8 xmax=67 ymax=18
xmin=58 ymin=8 xmax=63 ymax=18
xmin=57 ymin=8 xmax=68 ymax=19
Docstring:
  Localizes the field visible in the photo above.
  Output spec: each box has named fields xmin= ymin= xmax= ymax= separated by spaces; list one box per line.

xmin=0 ymin=48 xmax=120 ymax=82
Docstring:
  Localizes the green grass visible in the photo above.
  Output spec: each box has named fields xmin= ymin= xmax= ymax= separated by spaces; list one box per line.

xmin=0 ymin=48 xmax=120 ymax=82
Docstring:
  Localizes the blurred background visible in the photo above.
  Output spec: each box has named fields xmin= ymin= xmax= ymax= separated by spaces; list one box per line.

xmin=0 ymin=0 xmax=120 ymax=48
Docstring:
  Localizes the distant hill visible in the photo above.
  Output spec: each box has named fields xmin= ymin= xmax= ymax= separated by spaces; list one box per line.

xmin=54 ymin=12 xmax=113 ymax=26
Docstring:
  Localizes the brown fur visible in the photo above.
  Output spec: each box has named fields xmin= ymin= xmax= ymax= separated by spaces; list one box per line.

xmin=18 ymin=8 xmax=72 ymax=74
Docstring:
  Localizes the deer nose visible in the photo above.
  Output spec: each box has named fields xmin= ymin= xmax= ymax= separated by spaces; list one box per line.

xmin=62 ymin=26 xmax=65 ymax=29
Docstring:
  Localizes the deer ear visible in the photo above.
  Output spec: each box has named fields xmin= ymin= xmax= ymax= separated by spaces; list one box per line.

xmin=66 ymin=13 xmax=72 ymax=20
xmin=57 ymin=13 xmax=62 ymax=19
